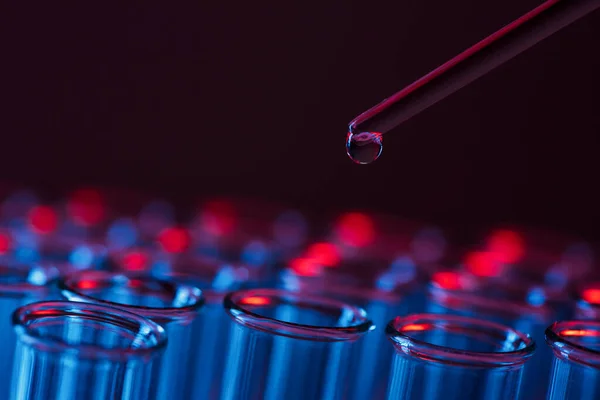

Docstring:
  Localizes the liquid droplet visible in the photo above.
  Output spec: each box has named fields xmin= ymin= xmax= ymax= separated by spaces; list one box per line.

xmin=346 ymin=132 xmax=383 ymax=164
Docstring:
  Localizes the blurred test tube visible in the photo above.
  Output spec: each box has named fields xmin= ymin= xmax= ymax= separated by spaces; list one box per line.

xmin=574 ymin=281 xmax=600 ymax=320
xmin=0 ymin=263 xmax=58 ymax=397
xmin=8 ymin=201 xmax=108 ymax=268
xmin=59 ymin=271 xmax=204 ymax=400
xmin=1 ymin=189 xmax=39 ymax=229
xmin=280 ymin=251 xmax=422 ymax=400
xmin=11 ymin=301 xmax=166 ymax=400
xmin=221 ymin=288 xmax=374 ymax=400
xmin=426 ymin=270 xmax=554 ymax=400
xmin=270 ymin=209 xmax=310 ymax=260
xmin=137 ymin=200 xmax=176 ymax=244
xmin=106 ymin=218 xmax=140 ymax=254
xmin=385 ymin=314 xmax=535 ymax=400
xmin=150 ymin=256 xmax=249 ymax=400
xmin=546 ymin=321 xmax=600 ymax=400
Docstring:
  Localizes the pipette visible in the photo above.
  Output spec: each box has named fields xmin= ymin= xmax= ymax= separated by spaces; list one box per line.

xmin=346 ymin=0 xmax=600 ymax=164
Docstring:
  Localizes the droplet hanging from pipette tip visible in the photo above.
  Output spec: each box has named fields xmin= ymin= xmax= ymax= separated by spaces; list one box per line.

xmin=346 ymin=131 xmax=383 ymax=164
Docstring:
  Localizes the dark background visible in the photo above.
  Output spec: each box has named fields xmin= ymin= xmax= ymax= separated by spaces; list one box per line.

xmin=1 ymin=2 xmax=599 ymax=240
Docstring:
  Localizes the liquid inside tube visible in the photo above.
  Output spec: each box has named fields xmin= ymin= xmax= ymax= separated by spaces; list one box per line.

xmin=345 ymin=131 xmax=383 ymax=164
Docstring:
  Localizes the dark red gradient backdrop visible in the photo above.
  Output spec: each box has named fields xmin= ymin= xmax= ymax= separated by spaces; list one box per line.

xmin=1 ymin=2 xmax=599 ymax=238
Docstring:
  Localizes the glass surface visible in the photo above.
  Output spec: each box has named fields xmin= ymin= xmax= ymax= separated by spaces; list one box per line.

xmin=0 ymin=263 xmax=56 ymax=398
xmin=11 ymin=301 xmax=165 ymax=400
xmin=425 ymin=271 xmax=553 ymax=400
xmin=386 ymin=314 xmax=535 ymax=400
xmin=546 ymin=320 xmax=600 ymax=400
xmin=151 ymin=261 xmax=247 ymax=400
xmin=279 ymin=262 xmax=421 ymax=400
xmin=222 ymin=288 xmax=373 ymax=400
xmin=59 ymin=271 xmax=203 ymax=400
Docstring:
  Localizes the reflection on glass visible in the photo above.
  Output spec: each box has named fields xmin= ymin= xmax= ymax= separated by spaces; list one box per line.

xmin=386 ymin=314 xmax=535 ymax=400
xmin=59 ymin=271 xmax=203 ymax=400
xmin=546 ymin=321 xmax=600 ymax=400
xmin=11 ymin=301 xmax=166 ymax=400
xmin=221 ymin=288 xmax=374 ymax=400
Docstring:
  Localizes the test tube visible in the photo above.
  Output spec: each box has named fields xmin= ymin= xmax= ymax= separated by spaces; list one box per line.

xmin=280 ymin=256 xmax=422 ymax=400
xmin=0 ymin=263 xmax=57 ymax=398
xmin=574 ymin=281 xmax=600 ymax=319
xmin=426 ymin=270 xmax=553 ymax=400
xmin=58 ymin=270 xmax=204 ymax=400
xmin=221 ymin=288 xmax=374 ymax=400
xmin=347 ymin=0 xmax=600 ymax=156
xmin=11 ymin=301 xmax=166 ymax=400
xmin=546 ymin=321 xmax=600 ymax=400
xmin=150 ymin=258 xmax=248 ymax=400
xmin=386 ymin=314 xmax=535 ymax=400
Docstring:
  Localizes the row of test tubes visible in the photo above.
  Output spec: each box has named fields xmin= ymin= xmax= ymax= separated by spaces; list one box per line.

xmin=1 ymin=187 xmax=600 ymax=399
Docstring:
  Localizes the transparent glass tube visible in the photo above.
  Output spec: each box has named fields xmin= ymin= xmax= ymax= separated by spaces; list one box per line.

xmin=0 ymin=264 xmax=56 ymax=398
xmin=58 ymin=270 xmax=204 ymax=400
xmin=221 ymin=288 xmax=374 ymax=400
xmin=574 ymin=281 xmax=600 ymax=320
xmin=279 ymin=261 xmax=422 ymax=400
xmin=386 ymin=314 xmax=535 ymax=400
xmin=10 ymin=301 xmax=166 ymax=400
xmin=348 ymin=0 xmax=600 ymax=138
xmin=546 ymin=321 xmax=600 ymax=400
xmin=426 ymin=272 xmax=553 ymax=400
xmin=151 ymin=260 xmax=247 ymax=400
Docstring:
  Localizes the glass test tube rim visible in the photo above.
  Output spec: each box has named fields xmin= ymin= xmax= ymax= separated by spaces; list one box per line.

xmin=546 ymin=320 xmax=600 ymax=368
xmin=151 ymin=270 xmax=242 ymax=305
xmin=12 ymin=300 xmax=167 ymax=361
xmin=58 ymin=270 xmax=204 ymax=322
xmin=386 ymin=313 xmax=536 ymax=368
xmin=0 ymin=263 xmax=58 ymax=297
xmin=280 ymin=268 xmax=419 ymax=303
xmin=428 ymin=276 xmax=553 ymax=324
xmin=224 ymin=288 xmax=374 ymax=342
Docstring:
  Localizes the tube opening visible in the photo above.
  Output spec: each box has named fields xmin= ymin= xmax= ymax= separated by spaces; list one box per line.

xmin=13 ymin=301 xmax=166 ymax=360
xmin=280 ymin=258 xmax=420 ymax=303
xmin=224 ymin=288 xmax=374 ymax=341
xmin=546 ymin=320 xmax=600 ymax=368
xmin=428 ymin=271 xmax=552 ymax=323
xmin=387 ymin=314 xmax=535 ymax=367
xmin=59 ymin=270 xmax=204 ymax=322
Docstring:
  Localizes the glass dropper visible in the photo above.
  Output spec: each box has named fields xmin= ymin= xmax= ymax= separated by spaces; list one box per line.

xmin=346 ymin=0 xmax=600 ymax=164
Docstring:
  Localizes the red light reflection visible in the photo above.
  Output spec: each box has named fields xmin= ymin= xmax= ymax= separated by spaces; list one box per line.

xmin=67 ymin=188 xmax=106 ymax=226
xmin=582 ymin=288 xmax=600 ymax=305
xmin=464 ymin=251 xmax=503 ymax=278
xmin=240 ymin=296 xmax=271 ymax=306
xmin=290 ymin=257 xmax=323 ymax=277
xmin=158 ymin=227 xmax=190 ymax=253
xmin=561 ymin=329 xmax=600 ymax=337
xmin=0 ymin=233 xmax=11 ymax=255
xmin=31 ymin=310 xmax=61 ymax=317
xmin=432 ymin=271 xmax=462 ymax=290
xmin=201 ymin=200 xmax=237 ymax=236
xmin=122 ymin=251 xmax=149 ymax=271
xmin=335 ymin=212 xmax=375 ymax=248
xmin=486 ymin=229 xmax=525 ymax=264
xmin=305 ymin=242 xmax=340 ymax=267
xmin=401 ymin=323 xmax=430 ymax=332
xmin=77 ymin=280 xmax=99 ymax=290
xmin=128 ymin=278 xmax=144 ymax=289
xmin=28 ymin=206 xmax=58 ymax=234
